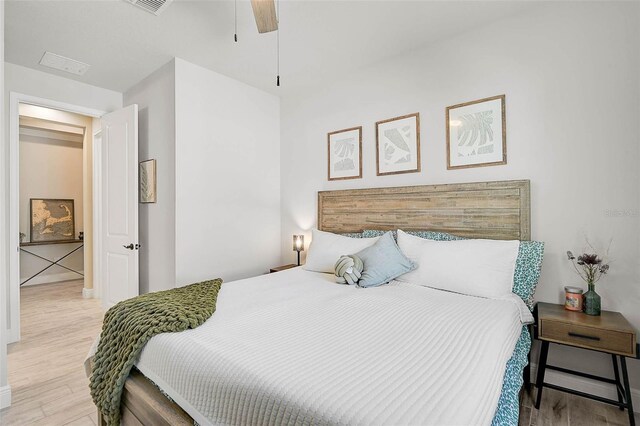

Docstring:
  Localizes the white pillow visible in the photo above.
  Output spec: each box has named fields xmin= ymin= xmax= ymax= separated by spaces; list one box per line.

xmin=303 ymin=229 xmax=380 ymax=273
xmin=396 ymin=229 xmax=519 ymax=299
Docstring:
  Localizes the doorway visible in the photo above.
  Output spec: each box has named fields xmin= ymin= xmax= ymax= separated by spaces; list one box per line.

xmin=6 ymin=94 xmax=106 ymax=344
xmin=6 ymin=93 xmax=141 ymax=345
xmin=18 ymin=104 xmax=92 ymax=292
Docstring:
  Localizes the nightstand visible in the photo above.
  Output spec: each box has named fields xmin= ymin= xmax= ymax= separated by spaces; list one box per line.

xmin=534 ymin=302 xmax=638 ymax=425
xmin=269 ymin=264 xmax=297 ymax=273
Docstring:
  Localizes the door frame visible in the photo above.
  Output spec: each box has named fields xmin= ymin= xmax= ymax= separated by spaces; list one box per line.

xmin=6 ymin=92 xmax=107 ymax=343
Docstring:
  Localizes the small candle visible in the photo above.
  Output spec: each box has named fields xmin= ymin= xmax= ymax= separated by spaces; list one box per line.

xmin=564 ymin=286 xmax=584 ymax=312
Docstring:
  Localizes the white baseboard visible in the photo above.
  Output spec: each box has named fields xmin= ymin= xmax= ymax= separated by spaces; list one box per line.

xmin=82 ymin=287 xmax=94 ymax=299
xmin=20 ymin=271 xmax=84 ymax=287
xmin=0 ymin=385 xmax=11 ymax=410
xmin=530 ymin=362 xmax=640 ymax=413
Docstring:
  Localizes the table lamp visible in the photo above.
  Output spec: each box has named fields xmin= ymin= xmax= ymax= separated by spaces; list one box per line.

xmin=293 ymin=235 xmax=304 ymax=266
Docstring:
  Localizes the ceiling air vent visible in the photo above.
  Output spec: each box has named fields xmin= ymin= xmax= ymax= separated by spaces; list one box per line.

xmin=125 ymin=0 xmax=174 ymax=15
xmin=39 ymin=52 xmax=90 ymax=75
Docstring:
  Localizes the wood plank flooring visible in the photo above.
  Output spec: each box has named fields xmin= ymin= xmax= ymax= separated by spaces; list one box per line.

xmin=520 ymin=384 xmax=638 ymax=426
xmin=0 ymin=280 xmax=103 ymax=425
xmin=0 ymin=279 xmax=637 ymax=425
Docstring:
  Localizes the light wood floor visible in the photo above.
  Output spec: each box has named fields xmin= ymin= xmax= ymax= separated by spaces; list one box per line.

xmin=520 ymin=384 xmax=639 ymax=426
xmin=0 ymin=280 xmax=637 ymax=426
xmin=0 ymin=280 xmax=103 ymax=425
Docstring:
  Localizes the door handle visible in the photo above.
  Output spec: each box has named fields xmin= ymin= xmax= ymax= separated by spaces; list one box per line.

xmin=123 ymin=243 xmax=134 ymax=250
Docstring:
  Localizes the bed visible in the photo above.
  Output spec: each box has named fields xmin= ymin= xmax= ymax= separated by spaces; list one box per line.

xmin=101 ymin=179 xmax=536 ymax=425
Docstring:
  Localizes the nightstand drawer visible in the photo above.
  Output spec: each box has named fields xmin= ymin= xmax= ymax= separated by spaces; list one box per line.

xmin=540 ymin=319 xmax=635 ymax=356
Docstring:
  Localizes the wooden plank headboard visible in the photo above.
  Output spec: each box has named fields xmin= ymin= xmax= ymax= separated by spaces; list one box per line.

xmin=318 ymin=180 xmax=530 ymax=240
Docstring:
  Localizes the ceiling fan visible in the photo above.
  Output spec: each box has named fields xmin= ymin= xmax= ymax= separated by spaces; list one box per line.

xmin=250 ymin=0 xmax=278 ymax=33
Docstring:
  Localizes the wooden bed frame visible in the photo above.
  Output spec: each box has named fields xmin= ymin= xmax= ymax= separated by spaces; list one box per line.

xmin=318 ymin=179 xmax=530 ymax=240
xmin=100 ymin=179 xmax=531 ymax=425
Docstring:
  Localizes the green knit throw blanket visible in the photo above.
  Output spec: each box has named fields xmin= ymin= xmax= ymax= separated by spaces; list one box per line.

xmin=90 ymin=279 xmax=222 ymax=425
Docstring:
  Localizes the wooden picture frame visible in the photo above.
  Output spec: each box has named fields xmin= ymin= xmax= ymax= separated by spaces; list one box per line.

xmin=446 ymin=95 xmax=506 ymax=170
xmin=375 ymin=113 xmax=420 ymax=176
xmin=139 ymin=159 xmax=157 ymax=203
xmin=327 ymin=126 xmax=362 ymax=181
xmin=29 ymin=198 xmax=76 ymax=243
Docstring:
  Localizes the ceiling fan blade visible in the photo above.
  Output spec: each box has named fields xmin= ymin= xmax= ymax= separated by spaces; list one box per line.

xmin=251 ymin=0 xmax=278 ymax=34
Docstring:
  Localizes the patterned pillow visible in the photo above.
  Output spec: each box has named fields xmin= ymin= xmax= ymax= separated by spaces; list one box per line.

xmin=365 ymin=229 xmax=544 ymax=310
xmin=512 ymin=241 xmax=545 ymax=310
xmin=363 ymin=229 xmax=393 ymax=239
xmin=362 ymin=229 xmax=465 ymax=241
xmin=340 ymin=232 xmax=365 ymax=238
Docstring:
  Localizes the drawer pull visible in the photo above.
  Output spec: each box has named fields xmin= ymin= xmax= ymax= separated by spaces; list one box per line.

xmin=568 ymin=332 xmax=600 ymax=341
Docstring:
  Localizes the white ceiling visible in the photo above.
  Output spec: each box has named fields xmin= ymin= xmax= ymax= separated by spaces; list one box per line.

xmin=5 ymin=0 xmax=538 ymax=96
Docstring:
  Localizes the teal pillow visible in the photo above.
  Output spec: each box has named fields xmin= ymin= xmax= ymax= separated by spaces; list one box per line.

xmin=365 ymin=229 xmax=544 ymax=309
xmin=355 ymin=232 xmax=416 ymax=288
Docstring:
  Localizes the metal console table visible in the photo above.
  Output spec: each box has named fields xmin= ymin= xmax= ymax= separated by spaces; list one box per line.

xmin=20 ymin=240 xmax=84 ymax=286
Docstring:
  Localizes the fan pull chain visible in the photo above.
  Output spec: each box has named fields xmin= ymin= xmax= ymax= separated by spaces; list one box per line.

xmin=234 ymin=0 xmax=238 ymax=42
xmin=276 ymin=0 xmax=280 ymax=86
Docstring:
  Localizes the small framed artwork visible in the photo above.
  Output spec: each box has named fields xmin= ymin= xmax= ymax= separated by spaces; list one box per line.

xmin=376 ymin=113 xmax=420 ymax=176
xmin=327 ymin=126 xmax=362 ymax=181
xmin=139 ymin=159 xmax=157 ymax=203
xmin=30 ymin=198 xmax=75 ymax=243
xmin=446 ymin=95 xmax=506 ymax=170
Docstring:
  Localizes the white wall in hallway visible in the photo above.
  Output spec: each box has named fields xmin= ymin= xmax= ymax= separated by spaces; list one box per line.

xmin=19 ymin=129 xmax=85 ymax=284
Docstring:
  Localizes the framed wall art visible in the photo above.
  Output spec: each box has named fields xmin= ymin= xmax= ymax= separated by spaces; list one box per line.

xmin=376 ymin=113 xmax=420 ymax=176
xmin=140 ymin=159 xmax=157 ymax=203
xmin=327 ymin=126 xmax=362 ymax=181
xmin=29 ymin=198 xmax=75 ymax=243
xmin=446 ymin=95 xmax=506 ymax=169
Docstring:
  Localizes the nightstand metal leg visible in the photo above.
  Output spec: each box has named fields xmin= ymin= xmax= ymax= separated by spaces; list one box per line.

xmin=620 ymin=357 xmax=635 ymax=426
xmin=534 ymin=340 xmax=549 ymax=410
xmin=612 ymin=355 xmax=625 ymax=411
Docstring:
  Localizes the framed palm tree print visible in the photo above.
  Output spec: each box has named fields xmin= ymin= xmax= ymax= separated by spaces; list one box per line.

xmin=376 ymin=113 xmax=420 ymax=176
xmin=446 ymin=95 xmax=506 ymax=169
xmin=327 ymin=126 xmax=362 ymax=181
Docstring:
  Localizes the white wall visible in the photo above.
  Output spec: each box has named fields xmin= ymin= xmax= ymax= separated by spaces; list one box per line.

xmin=174 ymin=58 xmax=281 ymax=285
xmin=124 ymin=60 xmax=176 ymax=294
xmin=4 ymin=63 xmax=122 ymax=114
xmin=0 ymin=0 xmax=9 ymax=410
xmin=280 ymin=1 xmax=640 ymax=400
xmin=3 ymin=62 xmax=122 ymax=337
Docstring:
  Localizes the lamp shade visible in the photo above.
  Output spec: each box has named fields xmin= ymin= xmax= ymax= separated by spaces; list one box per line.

xmin=293 ymin=235 xmax=305 ymax=252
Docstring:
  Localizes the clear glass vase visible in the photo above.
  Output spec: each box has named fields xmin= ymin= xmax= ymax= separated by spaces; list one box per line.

xmin=583 ymin=283 xmax=601 ymax=316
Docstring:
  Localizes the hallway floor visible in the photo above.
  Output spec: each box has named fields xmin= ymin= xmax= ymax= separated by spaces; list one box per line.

xmin=0 ymin=280 xmax=103 ymax=425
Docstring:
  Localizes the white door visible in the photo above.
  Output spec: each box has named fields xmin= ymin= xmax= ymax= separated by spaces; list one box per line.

xmin=100 ymin=104 xmax=139 ymax=308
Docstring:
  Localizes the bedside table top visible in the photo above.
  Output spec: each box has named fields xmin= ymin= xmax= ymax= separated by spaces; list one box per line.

xmin=536 ymin=302 xmax=637 ymax=357
xmin=270 ymin=264 xmax=297 ymax=273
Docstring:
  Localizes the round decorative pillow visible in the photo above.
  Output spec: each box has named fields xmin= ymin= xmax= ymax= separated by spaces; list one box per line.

xmin=334 ymin=255 xmax=364 ymax=285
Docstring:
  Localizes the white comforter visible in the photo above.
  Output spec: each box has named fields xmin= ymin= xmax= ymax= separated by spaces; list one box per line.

xmin=135 ymin=267 xmax=532 ymax=426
